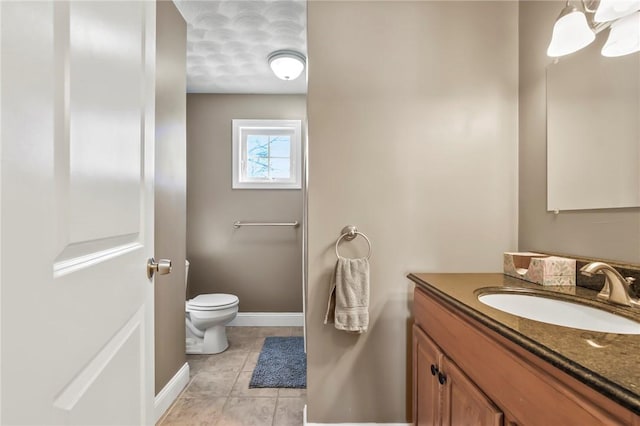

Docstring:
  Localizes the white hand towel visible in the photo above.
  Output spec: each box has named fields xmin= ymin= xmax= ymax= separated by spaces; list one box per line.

xmin=324 ymin=257 xmax=370 ymax=333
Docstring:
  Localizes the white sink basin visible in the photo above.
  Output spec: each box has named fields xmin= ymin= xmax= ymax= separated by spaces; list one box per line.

xmin=478 ymin=292 xmax=640 ymax=334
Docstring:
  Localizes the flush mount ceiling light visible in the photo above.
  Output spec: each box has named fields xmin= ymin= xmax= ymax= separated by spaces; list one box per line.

xmin=268 ymin=50 xmax=306 ymax=81
xmin=547 ymin=0 xmax=640 ymax=57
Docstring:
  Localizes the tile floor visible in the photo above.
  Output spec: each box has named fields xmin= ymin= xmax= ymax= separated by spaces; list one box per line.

xmin=157 ymin=327 xmax=306 ymax=426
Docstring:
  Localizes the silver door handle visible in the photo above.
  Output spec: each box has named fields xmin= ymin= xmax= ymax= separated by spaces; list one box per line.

xmin=147 ymin=258 xmax=172 ymax=279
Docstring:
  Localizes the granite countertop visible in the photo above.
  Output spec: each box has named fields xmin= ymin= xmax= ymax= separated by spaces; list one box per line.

xmin=408 ymin=273 xmax=640 ymax=415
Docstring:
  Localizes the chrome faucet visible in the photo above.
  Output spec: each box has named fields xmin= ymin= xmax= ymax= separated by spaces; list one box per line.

xmin=580 ymin=262 xmax=638 ymax=307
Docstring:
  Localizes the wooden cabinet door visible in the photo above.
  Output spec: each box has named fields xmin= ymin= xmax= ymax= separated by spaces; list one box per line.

xmin=440 ymin=356 xmax=503 ymax=426
xmin=414 ymin=325 xmax=442 ymax=426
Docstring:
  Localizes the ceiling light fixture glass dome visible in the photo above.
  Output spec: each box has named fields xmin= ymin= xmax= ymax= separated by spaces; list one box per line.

xmin=268 ymin=50 xmax=306 ymax=81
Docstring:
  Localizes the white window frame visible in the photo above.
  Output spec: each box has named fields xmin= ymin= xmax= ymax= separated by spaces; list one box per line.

xmin=232 ymin=119 xmax=302 ymax=189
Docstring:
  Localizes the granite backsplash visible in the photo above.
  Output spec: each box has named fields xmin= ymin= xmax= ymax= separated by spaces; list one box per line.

xmin=575 ymin=260 xmax=640 ymax=296
xmin=533 ymin=251 xmax=640 ymax=296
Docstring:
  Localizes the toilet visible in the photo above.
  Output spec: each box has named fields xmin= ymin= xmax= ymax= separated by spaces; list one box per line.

xmin=184 ymin=260 xmax=239 ymax=354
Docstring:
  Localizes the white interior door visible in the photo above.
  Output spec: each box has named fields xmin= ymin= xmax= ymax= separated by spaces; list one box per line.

xmin=1 ymin=1 xmax=156 ymax=424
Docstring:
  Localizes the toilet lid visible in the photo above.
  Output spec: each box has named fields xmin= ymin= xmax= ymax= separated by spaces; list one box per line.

xmin=187 ymin=293 xmax=239 ymax=310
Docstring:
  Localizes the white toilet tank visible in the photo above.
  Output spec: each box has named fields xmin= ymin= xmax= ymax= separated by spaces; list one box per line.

xmin=185 ymin=259 xmax=190 ymax=296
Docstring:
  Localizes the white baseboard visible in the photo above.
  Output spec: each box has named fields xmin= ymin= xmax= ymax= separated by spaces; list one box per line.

xmin=304 ymin=404 xmax=410 ymax=426
xmin=154 ymin=362 xmax=190 ymax=423
xmin=228 ymin=312 xmax=304 ymax=327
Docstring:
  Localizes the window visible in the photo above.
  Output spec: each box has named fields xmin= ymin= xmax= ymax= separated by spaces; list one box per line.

xmin=232 ymin=119 xmax=302 ymax=189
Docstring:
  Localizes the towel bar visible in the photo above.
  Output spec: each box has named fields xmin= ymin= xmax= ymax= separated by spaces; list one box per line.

xmin=233 ymin=221 xmax=299 ymax=228
xmin=335 ymin=225 xmax=372 ymax=260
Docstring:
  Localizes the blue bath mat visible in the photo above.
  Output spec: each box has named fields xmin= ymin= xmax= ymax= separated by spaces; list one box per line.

xmin=249 ymin=336 xmax=306 ymax=388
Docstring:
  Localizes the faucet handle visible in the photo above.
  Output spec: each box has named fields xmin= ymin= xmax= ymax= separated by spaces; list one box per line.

xmin=626 ymin=277 xmax=636 ymax=285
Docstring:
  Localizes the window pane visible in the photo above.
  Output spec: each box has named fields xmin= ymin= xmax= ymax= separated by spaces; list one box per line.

xmin=232 ymin=119 xmax=301 ymax=189
xmin=247 ymin=157 xmax=268 ymax=178
xmin=269 ymin=136 xmax=291 ymax=158
xmin=270 ymin=158 xmax=291 ymax=179
xmin=247 ymin=135 xmax=268 ymax=157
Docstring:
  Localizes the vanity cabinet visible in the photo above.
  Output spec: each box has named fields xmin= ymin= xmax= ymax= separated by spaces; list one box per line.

xmin=413 ymin=284 xmax=639 ymax=426
xmin=414 ymin=326 xmax=440 ymax=426
xmin=414 ymin=324 xmax=502 ymax=426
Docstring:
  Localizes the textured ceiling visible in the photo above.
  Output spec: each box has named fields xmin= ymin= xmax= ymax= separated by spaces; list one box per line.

xmin=173 ymin=0 xmax=307 ymax=94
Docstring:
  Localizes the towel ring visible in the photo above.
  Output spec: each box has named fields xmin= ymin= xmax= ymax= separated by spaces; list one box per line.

xmin=335 ymin=226 xmax=372 ymax=260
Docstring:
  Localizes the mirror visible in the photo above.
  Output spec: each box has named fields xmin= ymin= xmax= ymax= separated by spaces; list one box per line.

xmin=546 ymin=34 xmax=640 ymax=211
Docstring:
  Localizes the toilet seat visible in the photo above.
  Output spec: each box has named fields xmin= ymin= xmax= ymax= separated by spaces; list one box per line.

xmin=187 ymin=293 xmax=239 ymax=311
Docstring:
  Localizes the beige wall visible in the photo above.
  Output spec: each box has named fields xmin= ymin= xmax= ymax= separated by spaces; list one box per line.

xmin=186 ymin=94 xmax=305 ymax=312
xmin=306 ymin=1 xmax=519 ymax=423
xmin=518 ymin=1 xmax=640 ymax=264
xmin=154 ymin=0 xmax=187 ymax=395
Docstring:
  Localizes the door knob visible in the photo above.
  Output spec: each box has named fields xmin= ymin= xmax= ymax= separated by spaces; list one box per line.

xmin=147 ymin=258 xmax=172 ymax=279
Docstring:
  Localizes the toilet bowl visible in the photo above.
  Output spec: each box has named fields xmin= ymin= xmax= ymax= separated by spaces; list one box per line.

xmin=184 ymin=260 xmax=239 ymax=354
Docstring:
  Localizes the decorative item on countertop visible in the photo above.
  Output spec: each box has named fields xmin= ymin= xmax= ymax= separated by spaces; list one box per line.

xmin=504 ymin=252 xmax=576 ymax=286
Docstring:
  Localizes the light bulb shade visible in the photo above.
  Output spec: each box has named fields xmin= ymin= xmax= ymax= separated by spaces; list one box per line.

xmin=594 ymin=0 xmax=640 ymax=23
xmin=268 ymin=50 xmax=306 ymax=81
xmin=547 ymin=6 xmax=596 ymax=57
xmin=601 ymin=11 xmax=640 ymax=56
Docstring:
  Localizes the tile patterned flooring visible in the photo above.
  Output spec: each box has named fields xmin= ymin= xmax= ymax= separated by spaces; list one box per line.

xmin=157 ymin=327 xmax=306 ymax=426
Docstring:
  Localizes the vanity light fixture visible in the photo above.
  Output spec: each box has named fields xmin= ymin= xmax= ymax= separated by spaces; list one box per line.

xmin=547 ymin=2 xmax=596 ymax=57
xmin=601 ymin=11 xmax=640 ymax=56
xmin=594 ymin=0 xmax=640 ymax=22
xmin=268 ymin=50 xmax=306 ymax=81
xmin=547 ymin=0 xmax=640 ymax=57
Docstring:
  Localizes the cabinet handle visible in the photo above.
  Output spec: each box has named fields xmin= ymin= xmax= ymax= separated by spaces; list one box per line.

xmin=438 ymin=372 xmax=447 ymax=385
xmin=430 ymin=364 xmax=439 ymax=376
